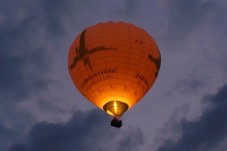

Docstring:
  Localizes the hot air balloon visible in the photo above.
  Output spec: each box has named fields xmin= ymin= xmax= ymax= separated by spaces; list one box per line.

xmin=68 ymin=21 xmax=161 ymax=128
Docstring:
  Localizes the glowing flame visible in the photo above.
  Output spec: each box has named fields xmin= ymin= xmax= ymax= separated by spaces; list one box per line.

xmin=114 ymin=101 xmax=117 ymax=113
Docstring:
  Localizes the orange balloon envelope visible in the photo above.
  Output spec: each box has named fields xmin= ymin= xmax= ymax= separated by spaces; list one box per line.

xmin=68 ymin=21 xmax=161 ymax=118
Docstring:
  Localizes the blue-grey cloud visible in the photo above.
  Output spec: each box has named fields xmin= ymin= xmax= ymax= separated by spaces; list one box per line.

xmin=0 ymin=1 xmax=62 ymax=149
xmin=157 ymin=84 xmax=227 ymax=151
xmin=0 ymin=122 xmax=19 ymax=151
xmin=9 ymin=109 xmax=144 ymax=151
xmin=0 ymin=0 xmax=58 ymax=102
xmin=115 ymin=0 xmax=139 ymax=17
xmin=165 ymin=0 xmax=227 ymax=41
xmin=0 ymin=4 xmax=54 ymax=146
xmin=0 ymin=1 xmax=53 ymax=133
xmin=174 ymin=69 xmax=210 ymax=93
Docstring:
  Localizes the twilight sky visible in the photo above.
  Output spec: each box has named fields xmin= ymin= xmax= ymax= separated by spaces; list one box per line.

xmin=1 ymin=0 xmax=227 ymax=151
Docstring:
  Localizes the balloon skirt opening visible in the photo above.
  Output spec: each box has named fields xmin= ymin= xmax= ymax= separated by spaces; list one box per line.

xmin=103 ymin=101 xmax=129 ymax=117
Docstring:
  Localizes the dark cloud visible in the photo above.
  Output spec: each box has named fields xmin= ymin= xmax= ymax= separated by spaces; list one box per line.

xmin=174 ymin=69 xmax=210 ymax=93
xmin=0 ymin=0 xmax=96 ymax=33
xmin=117 ymin=128 xmax=144 ymax=151
xmin=39 ymin=0 xmax=97 ymax=34
xmin=9 ymin=109 xmax=144 ymax=151
xmin=0 ymin=122 xmax=18 ymax=151
xmin=0 ymin=1 xmax=58 ymax=149
xmin=176 ymin=78 xmax=205 ymax=93
xmin=0 ymin=46 xmax=51 ymax=101
xmin=165 ymin=0 xmax=227 ymax=40
xmin=116 ymin=0 xmax=139 ymax=17
xmin=0 ymin=0 xmax=58 ymax=102
xmin=157 ymin=84 xmax=227 ymax=151
xmin=0 ymin=2 xmax=53 ymax=132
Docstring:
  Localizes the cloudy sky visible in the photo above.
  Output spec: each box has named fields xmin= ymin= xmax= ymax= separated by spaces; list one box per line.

xmin=1 ymin=0 xmax=227 ymax=151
